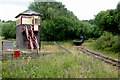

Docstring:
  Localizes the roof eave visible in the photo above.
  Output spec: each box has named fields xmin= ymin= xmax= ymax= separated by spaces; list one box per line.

xmin=15 ymin=14 xmax=42 ymax=18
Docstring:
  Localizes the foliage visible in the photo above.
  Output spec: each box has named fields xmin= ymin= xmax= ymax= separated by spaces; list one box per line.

xmin=1 ymin=2 xmax=102 ymax=40
xmin=80 ymin=22 xmax=102 ymax=39
xmin=94 ymin=32 xmax=120 ymax=52
xmin=1 ymin=22 xmax=16 ymax=39
xmin=29 ymin=2 xmax=100 ymax=41
xmin=94 ymin=2 xmax=120 ymax=34
xmin=82 ymin=19 xmax=94 ymax=25
xmin=2 ymin=52 xmax=118 ymax=78
xmin=85 ymin=39 xmax=95 ymax=42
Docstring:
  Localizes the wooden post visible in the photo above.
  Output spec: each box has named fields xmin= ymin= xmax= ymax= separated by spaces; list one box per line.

xmin=2 ymin=41 xmax=3 ymax=61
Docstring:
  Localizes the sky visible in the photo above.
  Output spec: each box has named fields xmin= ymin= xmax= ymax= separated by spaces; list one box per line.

xmin=0 ymin=0 xmax=119 ymax=21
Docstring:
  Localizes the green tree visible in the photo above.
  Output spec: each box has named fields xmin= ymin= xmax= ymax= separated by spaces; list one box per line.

xmin=29 ymin=2 xmax=83 ymax=41
xmin=29 ymin=2 xmax=102 ymax=41
xmin=94 ymin=2 xmax=120 ymax=35
xmin=2 ymin=21 xmax=16 ymax=39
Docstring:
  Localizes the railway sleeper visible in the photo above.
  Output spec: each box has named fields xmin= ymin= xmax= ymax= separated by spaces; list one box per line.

xmin=83 ymin=50 xmax=119 ymax=68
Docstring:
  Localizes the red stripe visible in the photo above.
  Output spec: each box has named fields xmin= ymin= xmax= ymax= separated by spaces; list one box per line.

xmin=6 ymin=49 xmax=13 ymax=51
xmin=21 ymin=16 xmax=22 ymax=24
xmin=33 ymin=17 xmax=34 ymax=31
xmin=38 ymin=25 xmax=39 ymax=31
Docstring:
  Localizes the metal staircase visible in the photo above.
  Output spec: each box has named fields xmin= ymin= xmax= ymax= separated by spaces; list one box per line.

xmin=24 ymin=24 xmax=39 ymax=52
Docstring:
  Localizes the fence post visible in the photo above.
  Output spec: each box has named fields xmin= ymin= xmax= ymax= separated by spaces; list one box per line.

xmin=2 ymin=41 xmax=3 ymax=61
xmin=12 ymin=54 xmax=13 ymax=60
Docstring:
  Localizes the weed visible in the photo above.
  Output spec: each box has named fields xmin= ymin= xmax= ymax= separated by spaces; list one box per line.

xmin=2 ymin=52 xmax=118 ymax=78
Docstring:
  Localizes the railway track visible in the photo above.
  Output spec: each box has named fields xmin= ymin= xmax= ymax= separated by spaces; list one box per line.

xmin=76 ymin=46 xmax=120 ymax=68
xmin=1 ymin=41 xmax=120 ymax=69
xmin=0 ymin=41 xmax=71 ymax=61
xmin=57 ymin=44 xmax=120 ymax=68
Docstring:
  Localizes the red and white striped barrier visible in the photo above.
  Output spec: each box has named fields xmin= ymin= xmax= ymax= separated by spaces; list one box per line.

xmin=6 ymin=49 xmax=13 ymax=51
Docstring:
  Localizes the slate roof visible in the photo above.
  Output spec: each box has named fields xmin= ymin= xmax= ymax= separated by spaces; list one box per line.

xmin=15 ymin=9 xmax=42 ymax=18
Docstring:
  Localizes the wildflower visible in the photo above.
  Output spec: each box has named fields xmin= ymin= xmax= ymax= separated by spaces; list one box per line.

xmin=58 ymin=66 xmax=59 ymax=69
xmin=8 ymin=69 xmax=10 ymax=75
xmin=10 ymin=65 xmax=13 ymax=69
xmin=28 ymin=67 xmax=30 ymax=70
xmin=30 ymin=72 xmax=32 ymax=78
xmin=21 ymin=65 xmax=23 ymax=69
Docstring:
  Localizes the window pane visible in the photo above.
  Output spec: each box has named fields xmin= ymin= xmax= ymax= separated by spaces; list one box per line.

xmin=35 ymin=19 xmax=39 ymax=25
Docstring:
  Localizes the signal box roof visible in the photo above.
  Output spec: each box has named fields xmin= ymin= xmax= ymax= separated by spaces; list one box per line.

xmin=15 ymin=9 xmax=42 ymax=18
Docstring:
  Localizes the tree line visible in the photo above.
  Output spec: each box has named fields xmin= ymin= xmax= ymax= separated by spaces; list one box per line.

xmin=1 ymin=1 xmax=120 ymax=41
xmin=28 ymin=2 xmax=102 ymax=41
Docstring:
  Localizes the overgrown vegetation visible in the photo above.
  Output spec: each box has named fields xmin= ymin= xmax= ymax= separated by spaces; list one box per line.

xmin=2 ymin=52 xmax=118 ymax=78
xmin=84 ymin=42 xmax=119 ymax=58
xmin=90 ymin=2 xmax=120 ymax=54
xmin=94 ymin=32 xmax=120 ymax=52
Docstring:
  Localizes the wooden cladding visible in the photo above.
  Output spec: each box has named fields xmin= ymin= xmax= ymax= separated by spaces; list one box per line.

xmin=16 ymin=15 xmax=41 ymax=26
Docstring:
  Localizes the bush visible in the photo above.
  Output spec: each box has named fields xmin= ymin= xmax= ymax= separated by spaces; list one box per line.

xmin=85 ymin=39 xmax=95 ymax=42
xmin=94 ymin=32 xmax=120 ymax=52
xmin=2 ymin=22 xmax=16 ymax=39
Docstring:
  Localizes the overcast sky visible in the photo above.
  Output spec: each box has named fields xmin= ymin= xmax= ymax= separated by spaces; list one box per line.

xmin=0 ymin=0 xmax=119 ymax=21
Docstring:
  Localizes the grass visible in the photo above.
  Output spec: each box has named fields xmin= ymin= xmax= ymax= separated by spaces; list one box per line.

xmin=0 ymin=41 xmax=1 ymax=51
xmin=1 ymin=39 xmax=119 ymax=78
xmin=84 ymin=41 xmax=119 ymax=58
xmin=2 ymin=38 xmax=16 ymax=42
xmin=41 ymin=43 xmax=66 ymax=53
xmin=56 ymin=40 xmax=74 ymax=44
xmin=1 ymin=36 xmax=15 ymax=42
xmin=0 ymin=61 xmax=1 ymax=78
xmin=2 ymin=52 xmax=118 ymax=78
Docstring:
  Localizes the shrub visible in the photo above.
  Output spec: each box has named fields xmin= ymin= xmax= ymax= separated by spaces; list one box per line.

xmin=85 ymin=39 xmax=95 ymax=42
xmin=2 ymin=22 xmax=16 ymax=39
xmin=94 ymin=32 xmax=120 ymax=52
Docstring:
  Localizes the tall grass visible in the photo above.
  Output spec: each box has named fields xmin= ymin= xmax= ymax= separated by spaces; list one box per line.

xmin=84 ymin=32 xmax=120 ymax=58
xmin=2 ymin=52 xmax=118 ymax=78
xmin=0 ymin=61 xmax=2 ymax=78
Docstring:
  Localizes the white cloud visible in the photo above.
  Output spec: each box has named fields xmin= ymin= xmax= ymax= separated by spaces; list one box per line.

xmin=0 ymin=0 xmax=33 ymax=6
xmin=0 ymin=0 xmax=34 ymax=21
xmin=57 ymin=0 xmax=119 ymax=20
xmin=0 ymin=4 xmax=28 ymax=21
xmin=0 ymin=0 xmax=119 ymax=21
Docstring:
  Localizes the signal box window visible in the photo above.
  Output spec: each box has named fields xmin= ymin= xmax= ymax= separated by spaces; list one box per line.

xmin=35 ymin=18 xmax=39 ymax=25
